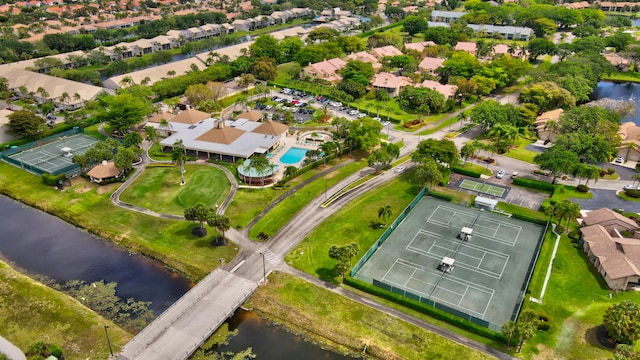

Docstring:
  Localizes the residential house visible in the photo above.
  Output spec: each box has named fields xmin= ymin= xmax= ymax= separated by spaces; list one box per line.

xmin=454 ymin=41 xmax=477 ymax=54
xmin=604 ymin=53 xmax=631 ymax=71
xmin=580 ymin=208 xmax=640 ymax=290
xmin=371 ymin=72 xmax=411 ymax=97
xmin=416 ymin=80 xmax=457 ymax=99
xmin=534 ymin=109 xmax=564 ymax=142
xmin=370 ymin=45 xmax=403 ymax=59
xmin=303 ymin=58 xmax=347 ymax=84
xmin=404 ymin=41 xmax=436 ymax=53
xmin=430 ymin=10 xmax=466 ymax=23
xmin=417 ymin=57 xmax=445 ymax=75
xmin=347 ymin=51 xmax=382 ymax=70
xmin=617 ymin=122 xmax=640 ymax=161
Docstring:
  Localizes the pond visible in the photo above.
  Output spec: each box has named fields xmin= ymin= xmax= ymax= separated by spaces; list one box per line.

xmin=591 ymin=81 xmax=640 ymax=125
xmin=0 ymin=194 xmax=192 ymax=314
xmin=217 ymin=310 xmax=349 ymax=359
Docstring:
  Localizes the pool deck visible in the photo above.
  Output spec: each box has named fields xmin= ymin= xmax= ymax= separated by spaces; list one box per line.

xmin=270 ymin=133 xmax=330 ymax=176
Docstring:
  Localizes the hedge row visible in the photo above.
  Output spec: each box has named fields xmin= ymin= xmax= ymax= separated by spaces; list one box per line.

xmin=358 ymin=21 xmax=404 ymax=38
xmin=343 ymin=276 xmax=504 ymax=342
xmin=451 ymin=166 xmax=482 ymax=178
xmin=512 ymin=177 xmax=555 ymax=192
xmin=428 ymin=190 xmax=454 ymax=202
xmin=510 ymin=212 xmax=549 ymax=226
xmin=41 ymin=172 xmax=66 ymax=186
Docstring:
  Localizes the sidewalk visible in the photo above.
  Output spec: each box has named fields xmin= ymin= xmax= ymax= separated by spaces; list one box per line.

xmin=0 ymin=336 xmax=25 ymax=360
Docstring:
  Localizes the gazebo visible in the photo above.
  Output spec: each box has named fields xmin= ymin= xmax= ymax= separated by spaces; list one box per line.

xmin=237 ymin=159 xmax=279 ymax=185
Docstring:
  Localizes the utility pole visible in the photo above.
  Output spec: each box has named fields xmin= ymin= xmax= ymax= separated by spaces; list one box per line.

xmin=104 ymin=325 xmax=113 ymax=357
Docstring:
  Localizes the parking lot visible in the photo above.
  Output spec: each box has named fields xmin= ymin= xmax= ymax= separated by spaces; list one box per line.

xmin=270 ymin=88 xmax=388 ymax=125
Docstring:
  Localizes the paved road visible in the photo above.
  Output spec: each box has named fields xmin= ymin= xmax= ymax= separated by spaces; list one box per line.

xmin=0 ymin=335 xmax=26 ymax=360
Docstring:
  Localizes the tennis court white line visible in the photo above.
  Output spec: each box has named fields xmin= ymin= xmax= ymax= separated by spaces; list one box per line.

xmin=392 ymin=259 xmax=494 ymax=317
xmin=459 ymin=287 xmax=469 ymax=306
xmin=430 ymin=206 xmax=521 ymax=246
xmin=407 ymin=236 xmax=508 ymax=279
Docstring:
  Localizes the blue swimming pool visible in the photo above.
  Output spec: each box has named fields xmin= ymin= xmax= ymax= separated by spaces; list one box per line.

xmin=280 ymin=147 xmax=308 ymax=165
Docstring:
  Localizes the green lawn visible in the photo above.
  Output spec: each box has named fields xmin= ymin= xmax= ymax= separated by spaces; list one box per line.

xmin=617 ymin=191 xmax=640 ymax=202
xmin=0 ymin=260 xmax=132 ymax=360
xmin=550 ymin=185 xmax=593 ymax=202
xmin=225 ymin=187 xmax=282 ymax=229
xmin=522 ymin=230 xmax=640 ymax=359
xmin=503 ymin=138 xmax=539 ymax=164
xmin=601 ymin=72 xmax=640 ymax=83
xmin=119 ymin=165 xmax=230 ymax=216
xmin=456 ymin=162 xmax=493 ymax=176
xmin=286 ymin=171 xmax=420 ymax=282
xmin=248 ymin=272 xmax=493 ymax=360
xmin=249 ymin=159 xmax=369 ymax=240
xmin=0 ymin=162 xmax=237 ymax=281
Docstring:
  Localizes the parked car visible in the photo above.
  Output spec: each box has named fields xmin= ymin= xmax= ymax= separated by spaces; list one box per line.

xmin=348 ymin=110 xmax=359 ymax=116
xmin=46 ymin=114 xmax=56 ymax=120
xmin=394 ymin=166 xmax=406 ymax=173
xmin=615 ymin=156 xmax=624 ymax=163
xmin=496 ymin=170 xmax=506 ymax=179
xmin=624 ymin=184 xmax=640 ymax=190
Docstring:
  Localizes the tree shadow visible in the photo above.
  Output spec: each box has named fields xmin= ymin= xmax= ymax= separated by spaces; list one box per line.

xmin=316 ymin=267 xmax=340 ymax=284
xmin=210 ymin=235 xmax=228 ymax=247
xmin=369 ymin=221 xmax=385 ymax=229
xmin=588 ymin=324 xmax=616 ymax=349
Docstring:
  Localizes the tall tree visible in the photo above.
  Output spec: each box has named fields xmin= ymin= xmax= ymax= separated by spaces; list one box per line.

xmin=328 ymin=243 xmax=359 ymax=278
xmin=412 ymin=138 xmax=458 ymax=169
xmin=534 ymin=146 xmax=580 ymax=184
xmin=172 ymin=139 xmax=187 ymax=185
xmin=501 ymin=320 xmax=519 ymax=350
xmin=415 ymin=159 xmax=443 ymax=189
xmin=7 ymin=110 xmax=45 ymax=138
xmin=184 ymin=203 xmax=215 ymax=237
xmin=208 ymin=214 xmax=230 ymax=245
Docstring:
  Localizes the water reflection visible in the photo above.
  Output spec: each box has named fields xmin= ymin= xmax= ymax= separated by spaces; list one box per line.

xmin=0 ymin=195 xmax=192 ymax=314
xmin=591 ymin=81 xmax=640 ymax=125
xmin=218 ymin=310 xmax=348 ymax=359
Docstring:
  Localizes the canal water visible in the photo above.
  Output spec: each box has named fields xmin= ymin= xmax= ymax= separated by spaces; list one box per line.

xmin=0 ymin=195 xmax=348 ymax=358
xmin=0 ymin=194 xmax=192 ymax=314
xmin=219 ymin=311 xmax=348 ymax=360
xmin=591 ymin=81 xmax=640 ymax=125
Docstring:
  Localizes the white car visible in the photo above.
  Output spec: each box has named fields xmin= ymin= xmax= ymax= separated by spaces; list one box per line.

xmin=615 ymin=156 xmax=624 ymax=163
xmin=348 ymin=110 xmax=359 ymax=116
xmin=496 ymin=170 xmax=506 ymax=179
xmin=624 ymin=184 xmax=640 ymax=190
xmin=394 ymin=166 xmax=405 ymax=173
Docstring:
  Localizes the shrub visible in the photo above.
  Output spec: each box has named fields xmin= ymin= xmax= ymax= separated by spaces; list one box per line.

xmin=607 ymin=167 xmax=615 ymax=175
xmin=438 ymin=168 xmax=451 ymax=186
xmin=512 ymin=177 xmax=555 ymax=192
xmin=576 ymin=184 xmax=590 ymax=193
xmin=625 ymin=189 xmax=640 ymax=198
xmin=41 ymin=173 xmax=66 ymax=186
xmin=428 ymin=191 xmax=453 ymax=202
xmin=538 ymin=323 xmax=551 ymax=331
xmin=257 ymin=232 xmax=270 ymax=241
xmin=451 ymin=166 xmax=482 ymax=178
xmin=568 ymin=229 xmax=581 ymax=241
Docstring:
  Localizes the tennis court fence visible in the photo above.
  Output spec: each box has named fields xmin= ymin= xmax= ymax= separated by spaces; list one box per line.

xmin=350 ymin=187 xmax=427 ymax=276
xmin=0 ymin=127 xmax=85 ymax=176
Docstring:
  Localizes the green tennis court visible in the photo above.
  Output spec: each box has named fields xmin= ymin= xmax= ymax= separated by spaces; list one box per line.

xmin=459 ymin=179 xmax=506 ymax=197
xmin=352 ymin=196 xmax=545 ymax=330
xmin=8 ymin=134 xmax=99 ymax=175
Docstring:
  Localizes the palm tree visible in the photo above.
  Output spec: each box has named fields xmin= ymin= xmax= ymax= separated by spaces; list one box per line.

xmin=59 ymin=92 xmax=70 ymax=109
xmin=284 ymin=166 xmax=297 ymax=180
xmin=501 ymin=321 xmax=519 ymax=350
xmin=171 ymin=139 xmax=187 ymax=185
xmin=320 ymin=141 xmax=336 ymax=166
xmin=167 ymin=70 xmax=176 ymax=78
xmin=624 ymin=142 xmax=637 ymax=161
xmin=140 ymin=76 xmax=151 ymax=86
xmin=73 ymin=92 xmax=82 ymax=108
xmin=378 ymin=205 xmax=392 ymax=227
xmin=145 ymin=126 xmax=159 ymax=153
xmin=159 ymin=118 xmax=172 ymax=135
xmin=36 ymin=86 xmax=49 ymax=103
xmin=249 ymin=155 xmax=270 ymax=188
xmin=119 ymin=76 xmax=134 ymax=88
xmin=507 ymin=43 xmax=517 ymax=57
xmin=208 ymin=214 xmax=230 ymax=245
xmin=543 ymin=120 xmax=560 ymax=142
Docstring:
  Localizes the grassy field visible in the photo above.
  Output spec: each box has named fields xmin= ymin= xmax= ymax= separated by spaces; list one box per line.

xmin=601 ymin=72 xmax=640 ymax=83
xmin=248 ymin=159 xmax=369 ymax=240
xmin=0 ymin=162 xmax=237 ymax=281
xmin=286 ymin=171 xmax=420 ymax=282
xmin=457 ymin=162 xmax=493 ymax=176
xmin=522 ymin=229 xmax=640 ymax=359
xmin=0 ymin=260 xmax=132 ymax=359
xmin=504 ymin=138 xmax=539 ymax=164
xmin=119 ymin=165 xmax=230 ymax=216
xmin=248 ymin=272 xmax=494 ymax=360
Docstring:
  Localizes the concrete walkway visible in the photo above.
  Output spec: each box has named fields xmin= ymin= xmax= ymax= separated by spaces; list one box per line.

xmin=0 ymin=336 xmax=26 ymax=360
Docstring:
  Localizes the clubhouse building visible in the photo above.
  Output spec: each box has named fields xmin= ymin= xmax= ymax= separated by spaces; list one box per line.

xmin=148 ymin=108 xmax=288 ymax=162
